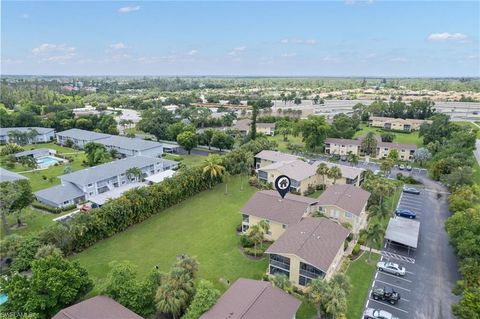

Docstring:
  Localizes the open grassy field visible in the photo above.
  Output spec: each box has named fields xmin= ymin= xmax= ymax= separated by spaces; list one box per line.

xmin=353 ymin=124 xmax=423 ymax=147
xmin=268 ymin=133 xmax=304 ymax=153
xmin=72 ymin=176 xmax=266 ymax=290
xmin=345 ymin=252 xmax=380 ymax=319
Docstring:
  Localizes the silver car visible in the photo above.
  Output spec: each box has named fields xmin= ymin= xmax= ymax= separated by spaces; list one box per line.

xmin=377 ymin=261 xmax=406 ymax=276
xmin=363 ymin=308 xmax=399 ymax=319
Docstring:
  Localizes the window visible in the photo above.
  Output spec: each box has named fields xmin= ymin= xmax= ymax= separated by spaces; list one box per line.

xmin=282 ymin=224 xmax=287 ymax=229
xmin=345 ymin=211 xmax=353 ymax=218
xmin=87 ymin=183 xmax=93 ymax=187
xmin=270 ymin=254 xmax=290 ymax=270
xmin=63 ymin=201 xmax=70 ymax=205
xmin=298 ymin=275 xmax=312 ymax=286
xmin=269 ymin=265 xmax=289 ymax=278
xmin=300 ymin=262 xmax=325 ymax=279
xmin=242 ymin=214 xmax=249 ymax=223
xmin=89 ymin=192 xmax=94 ymax=196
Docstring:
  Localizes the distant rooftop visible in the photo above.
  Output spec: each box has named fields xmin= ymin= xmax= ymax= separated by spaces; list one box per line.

xmin=56 ymin=128 xmax=111 ymax=141
xmin=255 ymin=150 xmax=300 ymax=163
xmin=0 ymin=127 xmax=54 ymax=135
xmin=98 ymin=135 xmax=163 ymax=151
xmin=0 ymin=168 xmax=27 ymax=182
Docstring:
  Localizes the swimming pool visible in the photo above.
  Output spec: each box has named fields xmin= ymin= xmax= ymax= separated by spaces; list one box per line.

xmin=0 ymin=293 xmax=7 ymax=305
xmin=36 ymin=156 xmax=61 ymax=168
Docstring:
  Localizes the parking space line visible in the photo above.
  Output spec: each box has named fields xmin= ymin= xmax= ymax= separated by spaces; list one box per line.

xmin=377 ymin=271 xmax=412 ymax=282
xmin=368 ymin=299 xmax=409 ymax=313
xmin=374 ymin=279 xmax=411 ymax=292
xmin=402 ymin=298 xmax=410 ymax=302
xmin=405 ymin=270 xmax=415 ymax=275
xmin=381 ymin=251 xmax=416 ymax=264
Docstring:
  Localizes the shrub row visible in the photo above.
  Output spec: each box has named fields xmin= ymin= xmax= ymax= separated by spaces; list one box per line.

xmin=32 ymin=202 xmax=76 ymax=214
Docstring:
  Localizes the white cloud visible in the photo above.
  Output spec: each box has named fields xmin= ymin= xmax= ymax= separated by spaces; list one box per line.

xmin=228 ymin=46 xmax=246 ymax=56
xmin=427 ymin=32 xmax=468 ymax=42
xmin=280 ymin=38 xmax=317 ymax=45
xmin=187 ymin=49 xmax=198 ymax=56
xmin=21 ymin=13 xmax=29 ymax=19
xmin=281 ymin=53 xmax=297 ymax=58
xmin=118 ymin=5 xmax=140 ymax=13
xmin=390 ymin=57 xmax=408 ymax=63
xmin=109 ymin=42 xmax=128 ymax=50
xmin=32 ymin=43 xmax=77 ymax=62
xmin=345 ymin=0 xmax=374 ymax=5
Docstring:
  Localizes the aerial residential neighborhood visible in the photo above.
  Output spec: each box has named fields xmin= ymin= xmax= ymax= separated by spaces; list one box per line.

xmin=0 ymin=1 xmax=479 ymax=319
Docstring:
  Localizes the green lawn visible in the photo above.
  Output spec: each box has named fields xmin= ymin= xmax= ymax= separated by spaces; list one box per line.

xmin=72 ymin=176 xmax=268 ymax=291
xmin=268 ymin=134 xmax=305 ymax=153
xmin=1 ymin=207 xmax=74 ymax=239
xmin=472 ymin=160 xmax=480 ymax=185
xmin=345 ymin=253 xmax=380 ymax=319
xmin=353 ymin=124 xmax=423 ymax=147
xmin=163 ymin=153 xmax=210 ymax=167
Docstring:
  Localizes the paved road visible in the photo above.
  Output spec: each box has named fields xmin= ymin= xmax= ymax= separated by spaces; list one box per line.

xmin=363 ymin=178 xmax=459 ymax=319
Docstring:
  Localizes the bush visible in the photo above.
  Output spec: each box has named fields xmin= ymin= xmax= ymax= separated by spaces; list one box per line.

xmin=236 ymin=224 xmax=242 ymax=233
xmin=248 ymin=176 xmax=260 ymax=188
xmin=346 ymin=233 xmax=353 ymax=242
xmin=396 ymin=173 xmax=422 ymax=185
xmin=31 ymin=202 xmax=76 ymax=214
xmin=351 ymin=243 xmax=361 ymax=258
xmin=240 ymin=235 xmax=253 ymax=248
xmin=339 ymin=257 xmax=351 ymax=273
xmin=0 ymin=143 xmax=24 ymax=156
xmin=42 ymin=175 xmax=47 ymax=180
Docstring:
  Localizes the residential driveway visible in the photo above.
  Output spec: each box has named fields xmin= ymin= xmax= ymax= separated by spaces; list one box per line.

xmin=363 ymin=178 xmax=459 ymax=319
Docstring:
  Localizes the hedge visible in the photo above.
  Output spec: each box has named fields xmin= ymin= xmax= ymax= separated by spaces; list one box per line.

xmin=32 ymin=202 xmax=76 ymax=214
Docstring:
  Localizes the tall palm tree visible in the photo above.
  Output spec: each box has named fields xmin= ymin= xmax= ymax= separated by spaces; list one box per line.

xmin=307 ymin=278 xmax=330 ymax=318
xmin=367 ymin=201 xmax=388 ymax=221
xmin=272 ymin=274 xmax=292 ymax=293
xmin=364 ymin=222 xmax=385 ymax=263
xmin=237 ymin=154 xmax=253 ymax=191
xmin=316 ymin=163 xmax=329 ymax=190
xmin=125 ymin=167 xmax=142 ymax=182
xmin=327 ymin=166 xmax=342 ymax=185
xmin=247 ymin=225 xmax=265 ymax=257
xmin=155 ymin=281 xmax=189 ymax=319
xmin=324 ymin=286 xmax=348 ymax=319
xmin=202 ymin=154 xmax=225 ymax=189
xmin=329 ymin=273 xmax=352 ymax=292
xmin=223 ymin=171 xmax=231 ymax=195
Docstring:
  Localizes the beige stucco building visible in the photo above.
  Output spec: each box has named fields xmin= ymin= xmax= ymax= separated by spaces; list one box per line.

xmin=317 ymin=184 xmax=371 ymax=235
xmin=369 ymin=116 xmax=431 ymax=132
xmin=265 ymin=218 xmax=349 ymax=289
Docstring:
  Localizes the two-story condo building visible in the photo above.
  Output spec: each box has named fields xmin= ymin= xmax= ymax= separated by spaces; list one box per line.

xmin=369 ymin=116 xmax=431 ymax=132
xmin=0 ymin=168 xmax=28 ymax=183
xmin=234 ymin=119 xmax=276 ymax=136
xmin=265 ymin=217 xmax=349 ymax=289
xmin=240 ymin=190 xmax=319 ymax=240
xmin=35 ymin=156 xmax=177 ymax=208
xmin=56 ymin=128 xmax=163 ymax=157
xmin=325 ymin=135 xmax=417 ymax=161
xmin=254 ymin=150 xmax=300 ymax=169
xmin=201 ymin=278 xmax=301 ymax=319
xmin=317 ymin=184 xmax=371 ymax=235
xmin=0 ymin=127 xmax=55 ymax=144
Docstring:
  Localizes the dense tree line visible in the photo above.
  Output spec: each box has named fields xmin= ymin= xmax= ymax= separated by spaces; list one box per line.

xmin=353 ymin=98 xmax=436 ymax=120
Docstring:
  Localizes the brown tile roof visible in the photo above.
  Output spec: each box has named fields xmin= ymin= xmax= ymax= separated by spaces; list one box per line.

xmin=241 ymin=190 xmax=317 ymax=225
xmin=255 ymin=150 xmax=300 ymax=163
xmin=235 ymin=119 xmax=275 ymax=131
xmin=52 ymin=296 xmax=144 ymax=319
xmin=325 ymin=137 xmax=362 ymax=146
xmin=266 ymin=218 xmax=349 ymax=272
xmin=260 ymin=159 xmax=316 ymax=181
xmin=200 ymin=278 xmax=301 ymax=319
xmin=377 ymin=141 xmax=417 ymax=150
xmin=317 ymin=184 xmax=371 ymax=216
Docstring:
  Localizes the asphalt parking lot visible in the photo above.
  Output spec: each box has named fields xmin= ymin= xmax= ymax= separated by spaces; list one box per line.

xmin=363 ymin=183 xmax=459 ymax=319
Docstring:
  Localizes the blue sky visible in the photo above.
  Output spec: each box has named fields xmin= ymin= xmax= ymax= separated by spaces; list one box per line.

xmin=2 ymin=1 xmax=479 ymax=77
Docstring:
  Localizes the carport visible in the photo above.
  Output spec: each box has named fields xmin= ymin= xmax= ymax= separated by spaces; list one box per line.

xmin=385 ymin=217 xmax=420 ymax=255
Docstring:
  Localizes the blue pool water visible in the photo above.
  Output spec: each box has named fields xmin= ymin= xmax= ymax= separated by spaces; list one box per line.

xmin=36 ymin=156 xmax=60 ymax=168
xmin=0 ymin=293 xmax=7 ymax=305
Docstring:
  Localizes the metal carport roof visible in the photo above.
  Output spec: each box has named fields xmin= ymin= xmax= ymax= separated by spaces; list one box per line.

xmin=385 ymin=217 xmax=420 ymax=249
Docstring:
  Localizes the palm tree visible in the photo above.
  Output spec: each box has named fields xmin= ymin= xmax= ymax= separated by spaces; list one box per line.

xmin=327 ymin=166 xmax=342 ymax=185
xmin=223 ymin=171 xmax=231 ymax=195
xmin=307 ymin=278 xmax=330 ymax=318
xmin=246 ymin=225 xmax=265 ymax=257
xmin=238 ymin=154 xmax=253 ymax=191
xmin=324 ymin=286 xmax=348 ymax=318
xmin=63 ymin=166 xmax=73 ymax=174
xmin=316 ymin=163 xmax=329 ymax=190
xmin=175 ymin=255 xmax=199 ymax=279
xmin=272 ymin=274 xmax=292 ymax=293
xmin=367 ymin=201 xmax=388 ymax=221
xmin=330 ymin=273 xmax=352 ymax=292
xmin=202 ymin=154 xmax=225 ymax=189
xmin=125 ymin=167 xmax=142 ymax=182
xmin=347 ymin=151 xmax=359 ymax=166
xmin=155 ymin=281 xmax=189 ymax=319
xmin=364 ymin=222 xmax=385 ymax=263
xmin=20 ymin=156 xmax=38 ymax=171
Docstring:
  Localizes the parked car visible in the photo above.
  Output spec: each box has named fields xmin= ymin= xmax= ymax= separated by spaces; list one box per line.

xmin=395 ymin=208 xmax=416 ymax=219
xmin=371 ymin=287 xmax=401 ymax=305
xmin=403 ymin=186 xmax=420 ymax=194
xmin=374 ymin=170 xmax=385 ymax=176
xmin=399 ymin=164 xmax=405 ymax=170
xmin=340 ymin=155 xmax=347 ymax=161
xmin=406 ymin=165 xmax=412 ymax=171
xmin=377 ymin=261 xmax=406 ymax=276
xmin=363 ymin=308 xmax=399 ymax=319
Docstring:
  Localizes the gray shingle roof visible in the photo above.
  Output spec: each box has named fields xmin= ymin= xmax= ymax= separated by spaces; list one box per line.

xmin=98 ymin=135 xmax=163 ymax=151
xmin=56 ymin=128 xmax=111 ymax=141
xmin=14 ymin=148 xmax=50 ymax=158
xmin=34 ymin=182 xmax=84 ymax=205
xmin=317 ymin=184 xmax=370 ymax=216
xmin=266 ymin=217 xmax=349 ymax=272
xmin=241 ymin=190 xmax=317 ymax=225
xmin=52 ymin=295 xmax=144 ymax=319
xmin=0 ymin=127 xmax=54 ymax=135
xmin=201 ymin=278 xmax=301 ymax=319
xmin=255 ymin=150 xmax=300 ymax=163
xmin=60 ymin=156 xmax=164 ymax=186
xmin=0 ymin=168 xmax=27 ymax=182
